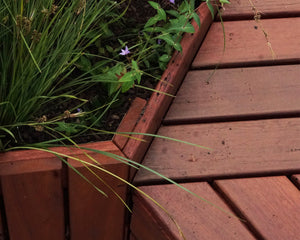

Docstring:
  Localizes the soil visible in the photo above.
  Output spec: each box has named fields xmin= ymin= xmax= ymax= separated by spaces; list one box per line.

xmin=4 ymin=0 xmax=196 ymax=149
xmin=4 ymin=1 xmax=165 ymax=148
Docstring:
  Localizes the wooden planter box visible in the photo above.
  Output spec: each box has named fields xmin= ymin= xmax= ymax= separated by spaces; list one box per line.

xmin=0 ymin=97 xmax=146 ymax=240
xmin=0 ymin=3 xmax=214 ymax=240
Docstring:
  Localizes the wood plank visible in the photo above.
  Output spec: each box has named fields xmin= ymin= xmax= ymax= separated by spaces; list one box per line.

xmin=192 ymin=18 xmax=300 ymax=69
xmin=129 ymin=233 xmax=138 ymax=240
xmin=0 ymin=148 xmax=63 ymax=175
xmin=164 ymin=65 xmax=300 ymax=123
xmin=220 ymin=0 xmax=300 ymax=20
xmin=214 ymin=176 xmax=300 ymax=239
xmin=130 ymin=190 xmax=175 ymax=240
xmin=122 ymin=3 xmax=214 ymax=181
xmin=134 ymin=118 xmax=300 ymax=184
xmin=0 ymin=204 xmax=5 ymax=240
xmin=131 ymin=183 xmax=255 ymax=240
xmin=291 ymin=174 xmax=300 ymax=189
xmin=1 ymin=169 xmax=65 ymax=240
xmin=113 ymin=97 xmax=147 ymax=150
xmin=67 ymin=141 xmax=128 ymax=240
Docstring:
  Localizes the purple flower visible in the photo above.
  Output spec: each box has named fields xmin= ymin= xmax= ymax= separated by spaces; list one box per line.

xmin=170 ymin=0 xmax=175 ymax=4
xmin=157 ymin=39 xmax=162 ymax=44
xmin=119 ymin=46 xmax=130 ymax=56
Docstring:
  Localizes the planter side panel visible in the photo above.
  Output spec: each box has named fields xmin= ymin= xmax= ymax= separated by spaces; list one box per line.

xmin=0 ymin=205 xmax=5 ymax=240
xmin=1 ymin=165 xmax=64 ymax=240
xmin=113 ymin=97 xmax=147 ymax=150
xmin=68 ymin=142 xmax=128 ymax=240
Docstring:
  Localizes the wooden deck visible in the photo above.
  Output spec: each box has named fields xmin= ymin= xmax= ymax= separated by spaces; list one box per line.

xmin=130 ymin=1 xmax=300 ymax=239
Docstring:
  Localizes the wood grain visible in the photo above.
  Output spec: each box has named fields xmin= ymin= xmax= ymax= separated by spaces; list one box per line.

xmin=192 ymin=18 xmax=300 ymax=69
xmin=135 ymin=118 xmax=300 ymax=184
xmin=220 ymin=0 xmax=300 ymax=20
xmin=1 ymin=170 xmax=65 ymax=240
xmin=0 ymin=205 xmax=5 ymax=240
xmin=131 ymin=183 xmax=255 ymax=239
xmin=164 ymin=65 xmax=300 ymax=123
xmin=130 ymin=189 xmax=176 ymax=240
xmin=67 ymin=141 xmax=128 ymax=240
xmin=113 ymin=97 xmax=147 ymax=150
xmin=215 ymin=176 xmax=300 ymax=239
xmin=122 ymin=4 xmax=215 ymax=181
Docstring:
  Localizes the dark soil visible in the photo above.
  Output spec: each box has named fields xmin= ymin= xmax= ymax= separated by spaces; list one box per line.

xmin=4 ymin=0 xmax=197 ymax=149
xmin=5 ymin=1 xmax=168 ymax=148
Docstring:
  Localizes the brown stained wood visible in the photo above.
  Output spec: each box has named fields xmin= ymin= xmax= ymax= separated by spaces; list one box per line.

xmin=220 ymin=0 xmax=300 ymax=20
xmin=122 ymin=4 xmax=214 ymax=180
xmin=291 ymin=175 xmax=300 ymax=189
xmin=0 ymin=148 xmax=63 ymax=175
xmin=192 ymin=18 xmax=300 ymax=69
xmin=0 ymin=207 xmax=4 ymax=240
xmin=67 ymin=141 xmax=128 ymax=240
xmin=135 ymin=118 xmax=300 ymax=184
xmin=164 ymin=65 xmax=300 ymax=123
xmin=130 ymin=191 xmax=175 ymax=240
xmin=131 ymin=183 xmax=254 ymax=240
xmin=129 ymin=233 xmax=138 ymax=240
xmin=214 ymin=176 xmax=300 ymax=239
xmin=113 ymin=97 xmax=147 ymax=150
xmin=1 ymin=170 xmax=65 ymax=240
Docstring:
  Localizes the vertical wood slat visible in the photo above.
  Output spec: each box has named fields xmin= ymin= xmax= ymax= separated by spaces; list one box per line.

xmin=67 ymin=142 xmax=128 ymax=240
xmin=0 ymin=150 xmax=65 ymax=240
xmin=215 ymin=176 xmax=300 ymax=240
xmin=0 ymin=203 xmax=5 ymax=240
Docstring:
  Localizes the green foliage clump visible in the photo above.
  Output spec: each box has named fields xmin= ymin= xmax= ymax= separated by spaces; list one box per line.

xmin=0 ymin=0 xmax=211 ymax=151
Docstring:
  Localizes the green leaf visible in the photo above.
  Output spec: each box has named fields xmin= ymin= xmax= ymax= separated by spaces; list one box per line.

xmin=159 ymin=54 xmax=170 ymax=63
xmin=144 ymin=15 xmax=160 ymax=28
xmin=132 ymin=60 xmax=139 ymax=71
xmin=157 ymin=7 xmax=166 ymax=22
xmin=192 ymin=12 xmax=201 ymax=29
xmin=121 ymin=80 xmax=134 ymax=93
xmin=118 ymin=72 xmax=134 ymax=83
xmin=105 ymin=45 xmax=114 ymax=53
xmin=206 ymin=0 xmax=215 ymax=19
xmin=158 ymin=34 xmax=175 ymax=45
xmin=169 ymin=22 xmax=195 ymax=33
xmin=148 ymin=1 xmax=160 ymax=10
xmin=220 ymin=0 xmax=231 ymax=5
xmin=76 ymin=55 xmax=92 ymax=71
xmin=54 ymin=122 xmax=80 ymax=136
xmin=166 ymin=10 xmax=180 ymax=18
xmin=173 ymin=42 xmax=182 ymax=52
xmin=143 ymin=26 xmax=165 ymax=33
xmin=168 ymin=15 xmax=195 ymax=33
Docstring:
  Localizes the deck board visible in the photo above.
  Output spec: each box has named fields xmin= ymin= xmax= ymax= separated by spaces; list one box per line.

xmin=164 ymin=65 xmax=300 ymax=123
xmin=220 ymin=0 xmax=300 ymax=20
xmin=192 ymin=18 xmax=300 ymax=69
xmin=135 ymin=118 xmax=300 ymax=184
xmin=131 ymin=183 xmax=255 ymax=240
xmin=214 ymin=176 xmax=300 ymax=239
